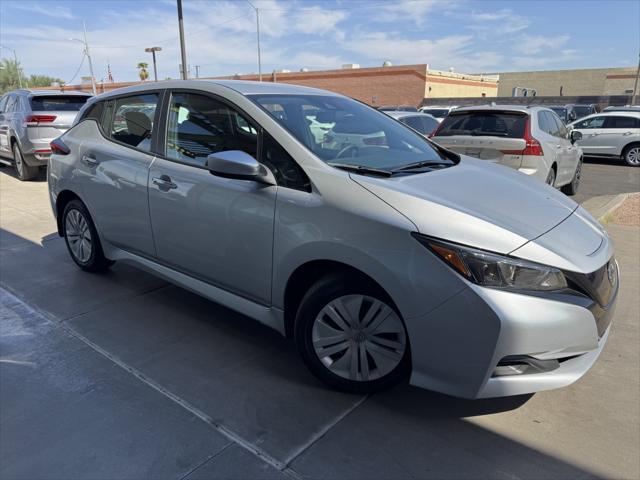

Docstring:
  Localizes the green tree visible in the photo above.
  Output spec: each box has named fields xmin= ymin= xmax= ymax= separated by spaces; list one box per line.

xmin=137 ymin=62 xmax=149 ymax=81
xmin=0 ymin=58 xmax=25 ymax=94
xmin=28 ymin=74 xmax=64 ymax=88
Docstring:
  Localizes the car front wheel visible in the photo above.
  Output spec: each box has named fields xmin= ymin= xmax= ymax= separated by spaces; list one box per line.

xmin=62 ymin=199 xmax=114 ymax=272
xmin=295 ymin=273 xmax=410 ymax=393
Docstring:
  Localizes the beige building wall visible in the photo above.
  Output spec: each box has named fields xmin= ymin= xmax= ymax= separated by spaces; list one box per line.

xmin=496 ymin=67 xmax=636 ymax=97
xmin=603 ymin=68 xmax=637 ymax=95
xmin=425 ymin=70 xmax=498 ymax=98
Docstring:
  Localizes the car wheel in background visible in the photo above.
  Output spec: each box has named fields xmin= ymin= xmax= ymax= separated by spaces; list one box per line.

xmin=62 ymin=199 xmax=114 ymax=273
xmin=295 ymin=272 xmax=410 ymax=393
xmin=13 ymin=143 xmax=38 ymax=181
xmin=545 ymin=167 xmax=556 ymax=187
xmin=561 ymin=158 xmax=582 ymax=196
xmin=623 ymin=144 xmax=640 ymax=167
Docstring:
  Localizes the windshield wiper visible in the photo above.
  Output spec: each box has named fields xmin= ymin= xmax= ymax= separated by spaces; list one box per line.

xmin=328 ymin=162 xmax=393 ymax=177
xmin=391 ymin=160 xmax=451 ymax=172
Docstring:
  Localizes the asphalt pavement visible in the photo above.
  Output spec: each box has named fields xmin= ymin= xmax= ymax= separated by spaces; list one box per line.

xmin=1 ymin=161 xmax=639 ymax=480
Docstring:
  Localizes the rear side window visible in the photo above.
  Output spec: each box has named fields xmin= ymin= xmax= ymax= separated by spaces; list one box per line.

xmin=29 ymin=96 xmax=89 ymax=112
xmin=543 ymin=112 xmax=561 ymax=137
xmin=108 ymin=93 xmax=159 ymax=152
xmin=77 ymin=101 xmax=104 ymax=124
xmin=603 ymin=116 xmax=640 ymax=128
xmin=436 ymin=112 xmax=527 ymax=138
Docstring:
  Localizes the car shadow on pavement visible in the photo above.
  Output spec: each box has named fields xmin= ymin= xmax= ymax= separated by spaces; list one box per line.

xmin=0 ymin=227 xmax=602 ymax=480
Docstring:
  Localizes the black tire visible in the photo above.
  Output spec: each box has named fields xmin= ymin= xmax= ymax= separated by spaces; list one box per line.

xmin=561 ymin=157 xmax=582 ymax=196
xmin=622 ymin=143 xmax=640 ymax=167
xmin=294 ymin=272 xmax=410 ymax=394
xmin=62 ymin=199 xmax=114 ymax=273
xmin=13 ymin=143 xmax=38 ymax=181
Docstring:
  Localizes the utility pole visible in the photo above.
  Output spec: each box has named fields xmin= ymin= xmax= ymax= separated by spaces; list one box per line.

xmin=0 ymin=45 xmax=22 ymax=88
xmin=194 ymin=65 xmax=201 ymax=78
xmin=632 ymin=52 xmax=640 ymax=106
xmin=145 ymin=47 xmax=162 ymax=82
xmin=246 ymin=0 xmax=262 ymax=81
xmin=83 ymin=22 xmax=97 ymax=95
xmin=177 ymin=0 xmax=188 ymax=80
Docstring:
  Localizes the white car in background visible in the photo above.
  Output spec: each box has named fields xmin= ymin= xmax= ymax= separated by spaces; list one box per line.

xmin=431 ymin=105 xmax=584 ymax=194
xmin=568 ymin=111 xmax=640 ymax=166
xmin=418 ymin=106 xmax=458 ymax=122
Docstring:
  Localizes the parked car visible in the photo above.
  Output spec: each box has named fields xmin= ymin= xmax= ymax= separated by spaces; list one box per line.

xmin=568 ymin=111 xmax=640 ymax=166
xmin=385 ymin=111 xmax=439 ymax=136
xmin=49 ymin=80 xmax=617 ymax=398
xmin=0 ymin=89 xmax=92 ymax=180
xmin=418 ymin=105 xmax=458 ymax=122
xmin=566 ymin=104 xmax=598 ymax=120
xmin=430 ymin=105 xmax=584 ymax=194
xmin=602 ymin=105 xmax=640 ymax=113
xmin=548 ymin=105 xmax=577 ymax=124
xmin=377 ymin=105 xmax=418 ymax=112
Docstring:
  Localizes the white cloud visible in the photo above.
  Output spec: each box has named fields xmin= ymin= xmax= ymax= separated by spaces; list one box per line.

xmin=512 ymin=34 xmax=570 ymax=55
xmin=376 ymin=0 xmax=442 ymax=25
xmin=469 ymin=8 xmax=529 ymax=36
xmin=9 ymin=2 xmax=76 ymax=20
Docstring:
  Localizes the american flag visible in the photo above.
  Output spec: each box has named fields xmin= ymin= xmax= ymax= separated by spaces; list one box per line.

xmin=107 ymin=63 xmax=114 ymax=83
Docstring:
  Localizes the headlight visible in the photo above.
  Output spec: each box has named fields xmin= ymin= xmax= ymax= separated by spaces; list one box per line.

xmin=413 ymin=234 xmax=567 ymax=291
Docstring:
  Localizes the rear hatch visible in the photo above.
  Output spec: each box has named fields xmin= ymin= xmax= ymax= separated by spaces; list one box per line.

xmin=431 ymin=110 xmax=528 ymax=169
xmin=26 ymin=95 xmax=90 ymax=144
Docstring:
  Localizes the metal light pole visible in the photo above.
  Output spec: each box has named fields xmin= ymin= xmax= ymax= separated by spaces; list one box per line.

xmin=70 ymin=22 xmax=97 ymax=94
xmin=0 ymin=45 xmax=22 ymax=88
xmin=145 ymin=47 xmax=162 ymax=82
xmin=246 ymin=0 xmax=262 ymax=81
xmin=632 ymin=52 xmax=640 ymax=106
xmin=194 ymin=65 xmax=200 ymax=78
xmin=177 ymin=0 xmax=188 ymax=80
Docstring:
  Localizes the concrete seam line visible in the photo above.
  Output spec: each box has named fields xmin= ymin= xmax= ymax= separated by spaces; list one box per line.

xmin=177 ymin=442 xmax=234 ymax=480
xmin=0 ymin=286 xmax=300 ymax=478
xmin=282 ymin=394 xmax=370 ymax=467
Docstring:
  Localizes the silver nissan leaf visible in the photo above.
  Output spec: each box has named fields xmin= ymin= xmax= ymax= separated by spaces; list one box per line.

xmin=47 ymin=80 xmax=618 ymax=398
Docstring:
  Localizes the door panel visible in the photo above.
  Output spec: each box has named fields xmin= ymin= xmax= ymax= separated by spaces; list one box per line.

xmin=148 ymin=159 xmax=276 ymax=304
xmin=76 ymin=121 xmax=156 ymax=256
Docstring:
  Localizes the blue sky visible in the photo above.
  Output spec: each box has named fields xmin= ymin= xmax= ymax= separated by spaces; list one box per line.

xmin=1 ymin=0 xmax=638 ymax=83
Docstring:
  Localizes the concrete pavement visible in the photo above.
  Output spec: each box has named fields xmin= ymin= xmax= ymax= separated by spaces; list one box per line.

xmin=1 ymin=164 xmax=639 ymax=479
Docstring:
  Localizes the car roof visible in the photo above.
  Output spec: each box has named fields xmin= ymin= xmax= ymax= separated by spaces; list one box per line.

xmin=385 ymin=111 xmax=435 ymax=119
xmin=569 ymin=111 xmax=640 ymax=124
xmin=447 ymin=104 xmax=549 ymax=114
xmin=13 ymin=89 xmax=92 ymax=97
xmin=94 ymin=79 xmax=339 ymax=100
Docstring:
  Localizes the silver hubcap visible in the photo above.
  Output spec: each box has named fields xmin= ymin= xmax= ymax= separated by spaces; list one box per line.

xmin=627 ymin=147 xmax=640 ymax=165
xmin=65 ymin=209 xmax=93 ymax=263
xmin=312 ymin=295 xmax=406 ymax=382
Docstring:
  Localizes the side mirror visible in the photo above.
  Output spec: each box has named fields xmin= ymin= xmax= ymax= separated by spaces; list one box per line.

xmin=206 ymin=150 xmax=275 ymax=185
xmin=570 ymin=130 xmax=582 ymax=143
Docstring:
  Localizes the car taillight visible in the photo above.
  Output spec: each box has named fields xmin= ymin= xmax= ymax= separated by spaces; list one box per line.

xmin=363 ymin=136 xmax=387 ymax=146
xmin=50 ymin=138 xmax=70 ymax=155
xmin=500 ymin=117 xmax=544 ymax=156
xmin=25 ymin=114 xmax=57 ymax=126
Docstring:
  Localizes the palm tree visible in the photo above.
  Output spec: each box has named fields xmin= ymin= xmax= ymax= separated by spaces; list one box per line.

xmin=137 ymin=62 xmax=149 ymax=81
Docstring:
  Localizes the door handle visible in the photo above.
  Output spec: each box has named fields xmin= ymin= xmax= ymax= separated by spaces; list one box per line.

xmin=623 ymin=131 xmax=633 ymax=136
xmin=152 ymin=175 xmax=178 ymax=190
xmin=82 ymin=154 xmax=99 ymax=166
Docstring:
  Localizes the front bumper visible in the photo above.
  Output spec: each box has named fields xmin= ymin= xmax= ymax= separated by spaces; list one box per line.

xmin=406 ymin=267 xmax=617 ymax=399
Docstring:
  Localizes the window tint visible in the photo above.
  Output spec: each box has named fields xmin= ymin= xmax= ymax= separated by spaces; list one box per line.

xmin=543 ymin=112 xmax=560 ymax=137
xmin=421 ymin=108 xmax=449 ymax=118
xmin=166 ymin=92 xmax=257 ymax=167
xmin=402 ymin=115 xmax=427 ymax=134
xmin=4 ymin=95 xmax=17 ymax=113
xmin=30 ymin=95 xmax=89 ymax=112
xmin=108 ymin=94 xmax=159 ymax=152
xmin=573 ymin=106 xmax=594 ymax=117
xmin=437 ymin=112 xmax=527 ymax=138
xmin=421 ymin=116 xmax=439 ymax=134
xmin=78 ymin=101 xmax=104 ymax=124
xmin=0 ymin=95 xmax=7 ymax=112
xmin=554 ymin=114 xmax=568 ymax=138
xmin=603 ymin=116 xmax=639 ymax=128
xmin=574 ymin=116 xmax=605 ymax=129
xmin=261 ymin=133 xmax=310 ymax=191
xmin=537 ymin=111 xmax=551 ymax=134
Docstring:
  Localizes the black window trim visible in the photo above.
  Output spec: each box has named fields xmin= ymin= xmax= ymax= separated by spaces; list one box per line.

xmin=155 ymin=88 xmax=311 ymax=192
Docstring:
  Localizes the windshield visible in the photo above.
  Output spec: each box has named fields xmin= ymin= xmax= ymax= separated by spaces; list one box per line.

xmin=550 ymin=107 xmax=567 ymax=119
xmin=573 ymin=106 xmax=592 ymax=117
xmin=435 ymin=111 xmax=527 ymax=138
xmin=249 ymin=94 xmax=453 ymax=171
xmin=421 ymin=108 xmax=449 ymax=118
xmin=29 ymin=96 xmax=89 ymax=112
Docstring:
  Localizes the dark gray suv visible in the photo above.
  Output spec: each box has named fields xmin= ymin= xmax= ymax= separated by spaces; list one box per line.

xmin=0 ymin=89 xmax=92 ymax=180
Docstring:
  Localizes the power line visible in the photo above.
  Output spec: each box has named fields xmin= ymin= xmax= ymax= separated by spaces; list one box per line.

xmin=65 ymin=53 xmax=86 ymax=85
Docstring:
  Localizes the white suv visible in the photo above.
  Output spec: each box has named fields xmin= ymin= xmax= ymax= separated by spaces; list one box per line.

xmin=431 ymin=105 xmax=583 ymax=195
xmin=568 ymin=111 xmax=640 ymax=166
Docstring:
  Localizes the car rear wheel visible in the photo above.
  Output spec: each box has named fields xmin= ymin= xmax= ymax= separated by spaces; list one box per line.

xmin=13 ymin=143 xmax=38 ymax=181
xmin=62 ymin=199 xmax=114 ymax=273
xmin=561 ymin=158 xmax=582 ymax=196
xmin=295 ymin=273 xmax=410 ymax=393
xmin=623 ymin=144 xmax=640 ymax=167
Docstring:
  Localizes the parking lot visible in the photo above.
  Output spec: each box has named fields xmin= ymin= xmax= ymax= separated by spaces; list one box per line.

xmin=1 ymin=160 xmax=639 ymax=480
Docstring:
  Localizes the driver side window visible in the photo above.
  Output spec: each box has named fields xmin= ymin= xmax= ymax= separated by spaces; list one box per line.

xmin=575 ymin=116 xmax=605 ymax=129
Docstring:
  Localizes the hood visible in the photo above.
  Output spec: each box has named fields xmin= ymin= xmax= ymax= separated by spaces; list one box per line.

xmin=351 ymin=156 xmax=578 ymax=254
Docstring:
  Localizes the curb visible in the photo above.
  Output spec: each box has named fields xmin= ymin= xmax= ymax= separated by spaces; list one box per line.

xmin=581 ymin=193 xmax=632 ymax=223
